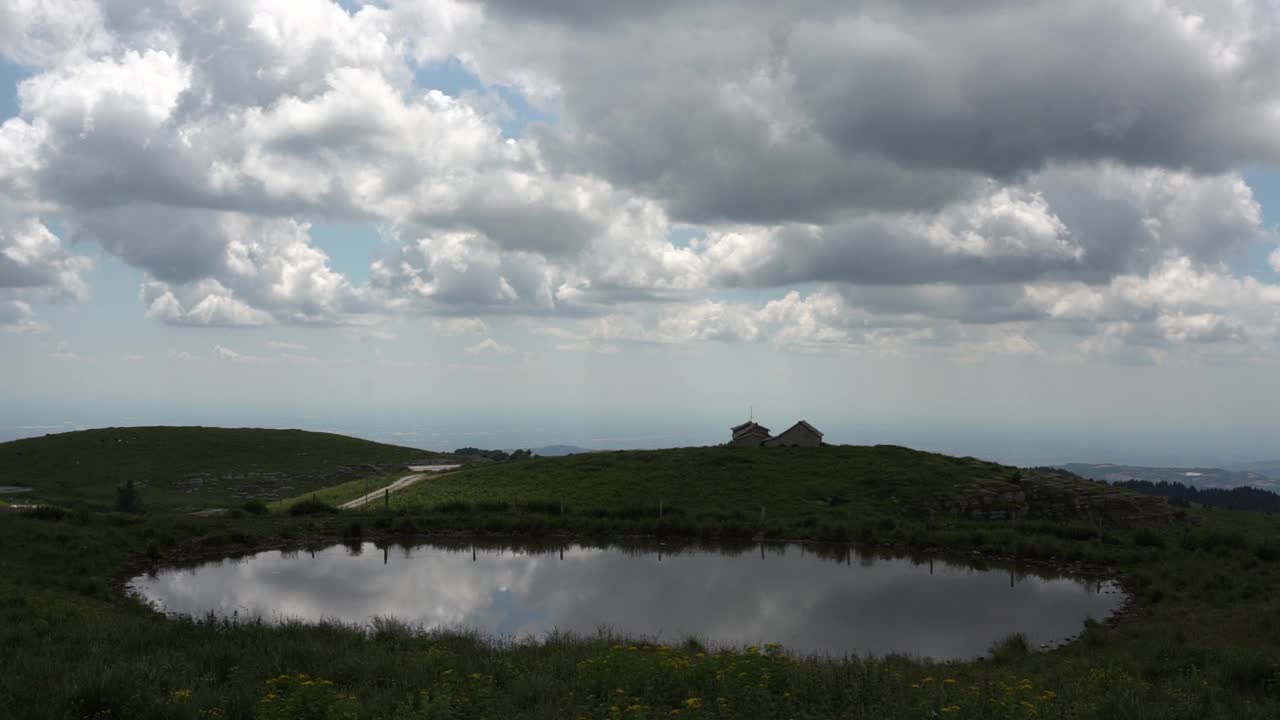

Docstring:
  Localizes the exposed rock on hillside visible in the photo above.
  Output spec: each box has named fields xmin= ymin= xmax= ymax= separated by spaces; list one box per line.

xmin=937 ymin=468 xmax=1184 ymax=527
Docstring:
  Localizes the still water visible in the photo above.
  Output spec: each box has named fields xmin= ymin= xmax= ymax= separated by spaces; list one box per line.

xmin=129 ymin=541 xmax=1121 ymax=659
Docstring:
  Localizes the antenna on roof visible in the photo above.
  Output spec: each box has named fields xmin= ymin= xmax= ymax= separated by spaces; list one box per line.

xmin=749 ymin=405 xmax=753 ymax=422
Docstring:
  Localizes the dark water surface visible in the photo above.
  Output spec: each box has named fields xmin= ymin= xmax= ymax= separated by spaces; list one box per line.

xmin=129 ymin=541 xmax=1122 ymax=659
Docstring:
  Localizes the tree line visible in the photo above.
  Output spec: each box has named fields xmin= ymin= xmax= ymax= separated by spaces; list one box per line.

xmin=452 ymin=447 xmax=533 ymax=462
xmin=1114 ymin=479 xmax=1280 ymax=514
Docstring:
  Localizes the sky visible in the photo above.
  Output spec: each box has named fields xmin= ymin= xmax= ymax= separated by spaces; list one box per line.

xmin=2 ymin=1 xmax=1280 ymax=467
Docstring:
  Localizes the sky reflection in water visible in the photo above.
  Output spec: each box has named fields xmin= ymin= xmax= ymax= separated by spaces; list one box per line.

xmin=130 ymin=542 xmax=1121 ymax=659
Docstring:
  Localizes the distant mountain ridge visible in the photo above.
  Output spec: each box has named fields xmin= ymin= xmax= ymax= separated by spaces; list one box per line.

xmin=1059 ymin=463 xmax=1278 ymax=492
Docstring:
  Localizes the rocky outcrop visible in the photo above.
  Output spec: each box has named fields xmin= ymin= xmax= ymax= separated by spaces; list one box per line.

xmin=938 ymin=468 xmax=1184 ymax=527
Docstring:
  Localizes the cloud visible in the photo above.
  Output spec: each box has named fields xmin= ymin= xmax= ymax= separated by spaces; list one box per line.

xmin=213 ymin=344 xmax=265 ymax=364
xmin=460 ymin=0 xmax=1280 ymax=223
xmin=0 ymin=215 xmax=91 ymax=300
xmin=47 ymin=341 xmax=77 ymax=360
xmin=3 ymin=0 xmax=1280 ymax=364
xmin=465 ymin=337 xmax=514 ymax=354
xmin=0 ymin=300 xmax=42 ymax=333
xmin=432 ymin=317 xmax=490 ymax=336
xmin=266 ymin=340 xmax=307 ymax=351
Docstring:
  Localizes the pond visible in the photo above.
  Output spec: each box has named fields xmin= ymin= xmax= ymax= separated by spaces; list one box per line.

xmin=129 ymin=541 xmax=1122 ymax=659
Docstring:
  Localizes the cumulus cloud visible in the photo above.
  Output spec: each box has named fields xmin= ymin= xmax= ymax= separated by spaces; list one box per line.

xmin=432 ymin=317 xmax=489 ymax=336
xmin=0 ymin=300 xmax=42 ymax=333
xmin=465 ymin=337 xmax=514 ymax=354
xmin=2 ymin=0 xmax=1280 ymax=363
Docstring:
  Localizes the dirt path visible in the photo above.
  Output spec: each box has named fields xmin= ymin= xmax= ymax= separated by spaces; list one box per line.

xmin=339 ymin=473 xmax=426 ymax=509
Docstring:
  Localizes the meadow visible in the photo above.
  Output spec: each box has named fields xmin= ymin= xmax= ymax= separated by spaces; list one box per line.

xmin=0 ymin=427 xmax=437 ymax=510
xmin=2 ymin=436 xmax=1280 ymax=718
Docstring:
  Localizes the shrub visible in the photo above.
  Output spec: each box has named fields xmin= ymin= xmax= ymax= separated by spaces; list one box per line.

xmin=242 ymin=499 xmax=269 ymax=515
xmin=287 ymin=499 xmax=339 ymax=516
xmin=988 ymin=632 xmax=1030 ymax=663
xmin=114 ymin=478 xmax=143 ymax=514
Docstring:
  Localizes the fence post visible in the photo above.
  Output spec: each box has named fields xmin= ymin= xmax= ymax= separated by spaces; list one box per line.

xmin=384 ymin=488 xmax=389 ymax=512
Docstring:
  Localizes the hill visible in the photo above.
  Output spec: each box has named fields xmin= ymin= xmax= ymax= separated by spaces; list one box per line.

xmin=529 ymin=445 xmax=596 ymax=456
xmin=1112 ymin=478 xmax=1280 ymax=514
xmin=0 ymin=426 xmax=443 ymax=511
xmin=1060 ymin=463 xmax=1278 ymax=491
xmin=1224 ymin=459 xmax=1280 ymax=479
xmin=389 ymin=445 xmax=1179 ymax=532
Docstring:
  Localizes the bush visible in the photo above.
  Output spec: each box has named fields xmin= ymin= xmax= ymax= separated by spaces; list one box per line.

xmin=287 ymin=499 xmax=339 ymax=516
xmin=114 ymin=478 xmax=143 ymax=514
xmin=988 ymin=632 xmax=1030 ymax=663
xmin=242 ymin=499 xmax=269 ymax=515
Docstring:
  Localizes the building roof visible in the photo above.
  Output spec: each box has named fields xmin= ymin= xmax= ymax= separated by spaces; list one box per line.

xmin=782 ymin=420 xmax=823 ymax=437
xmin=731 ymin=420 xmax=771 ymax=436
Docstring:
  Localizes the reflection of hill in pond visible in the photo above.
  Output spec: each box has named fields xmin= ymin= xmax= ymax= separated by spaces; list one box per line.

xmin=131 ymin=541 xmax=1120 ymax=660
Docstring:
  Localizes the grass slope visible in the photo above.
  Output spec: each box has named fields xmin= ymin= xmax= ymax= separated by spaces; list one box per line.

xmin=389 ymin=445 xmax=1169 ymax=533
xmin=0 ymin=427 xmax=438 ymax=511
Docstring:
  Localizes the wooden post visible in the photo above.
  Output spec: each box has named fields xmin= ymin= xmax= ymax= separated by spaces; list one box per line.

xmin=384 ymin=488 xmax=389 ymax=511
xmin=759 ymin=506 xmax=766 ymax=524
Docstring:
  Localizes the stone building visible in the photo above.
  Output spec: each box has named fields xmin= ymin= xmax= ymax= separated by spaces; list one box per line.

xmin=762 ymin=420 xmax=824 ymax=448
xmin=729 ymin=421 xmax=772 ymax=447
xmin=729 ymin=419 xmax=823 ymax=447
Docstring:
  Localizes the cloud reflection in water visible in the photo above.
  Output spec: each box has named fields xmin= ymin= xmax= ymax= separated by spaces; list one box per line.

xmin=130 ymin=542 xmax=1121 ymax=659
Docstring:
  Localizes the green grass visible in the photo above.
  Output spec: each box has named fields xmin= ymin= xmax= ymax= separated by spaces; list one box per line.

xmin=3 ymin=438 xmax=1280 ymax=718
xmin=0 ymin=427 xmax=440 ymax=511
xmin=3 ymin=506 xmax=1280 ymax=718
xmin=270 ymin=473 xmax=407 ymax=512
xmin=386 ymin=445 xmax=1170 ymax=538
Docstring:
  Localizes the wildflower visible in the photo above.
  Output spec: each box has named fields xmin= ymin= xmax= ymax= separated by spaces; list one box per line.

xmin=944 ymin=678 xmax=957 ymax=685
xmin=922 ymin=676 xmax=936 ymax=684
xmin=684 ymin=697 xmax=702 ymax=709
xmin=1039 ymin=690 xmax=1056 ymax=701
xmin=172 ymin=689 xmax=193 ymax=699
xmin=942 ymin=705 xmax=961 ymax=714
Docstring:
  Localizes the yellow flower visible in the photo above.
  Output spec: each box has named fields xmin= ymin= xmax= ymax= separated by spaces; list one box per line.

xmin=684 ymin=697 xmax=702 ymax=709
xmin=172 ymin=689 xmax=193 ymax=699
xmin=944 ymin=678 xmax=957 ymax=685
xmin=922 ymin=676 xmax=936 ymax=684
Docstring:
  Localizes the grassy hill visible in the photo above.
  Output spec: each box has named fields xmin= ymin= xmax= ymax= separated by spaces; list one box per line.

xmin=388 ymin=445 xmax=1178 ymax=535
xmin=0 ymin=426 xmax=442 ymax=511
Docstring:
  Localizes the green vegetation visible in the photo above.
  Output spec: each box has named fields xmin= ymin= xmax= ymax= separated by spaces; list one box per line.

xmin=0 ymin=427 xmax=438 ymax=511
xmin=269 ymin=472 xmax=407 ymax=512
xmin=3 ymin=439 xmax=1280 ymax=718
xmin=386 ymin=445 xmax=1171 ymax=541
